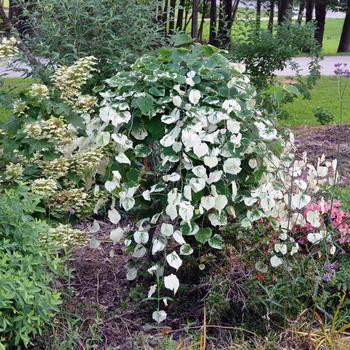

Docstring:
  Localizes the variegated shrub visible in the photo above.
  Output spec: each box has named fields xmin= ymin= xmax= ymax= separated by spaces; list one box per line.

xmin=88 ymin=45 xmax=311 ymax=321
xmin=1 ymin=42 xmax=339 ymax=322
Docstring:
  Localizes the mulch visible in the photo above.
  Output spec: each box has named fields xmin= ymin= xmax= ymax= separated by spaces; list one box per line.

xmin=67 ymin=245 xmax=143 ymax=349
xmin=35 ymin=221 xmax=203 ymax=349
xmin=294 ymin=124 xmax=350 ymax=186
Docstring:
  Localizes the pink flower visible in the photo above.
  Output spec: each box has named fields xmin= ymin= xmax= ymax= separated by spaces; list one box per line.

xmin=300 ymin=200 xmax=350 ymax=246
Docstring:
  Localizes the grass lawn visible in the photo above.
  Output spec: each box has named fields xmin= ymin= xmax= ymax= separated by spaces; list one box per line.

xmin=0 ymin=77 xmax=32 ymax=122
xmin=283 ymin=76 xmax=350 ymax=127
xmin=333 ymin=186 xmax=350 ymax=211
xmin=321 ymin=18 xmax=345 ymax=55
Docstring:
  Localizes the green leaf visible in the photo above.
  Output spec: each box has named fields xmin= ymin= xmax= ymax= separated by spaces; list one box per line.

xmin=195 ymin=228 xmax=212 ymax=244
xmin=158 ymin=47 xmax=172 ymax=61
xmin=266 ymin=86 xmax=285 ymax=104
xmin=180 ymin=244 xmax=193 ymax=255
xmin=149 ymin=86 xmax=165 ymax=97
xmin=92 ymin=84 xmax=105 ymax=93
xmin=180 ymin=222 xmax=198 ymax=236
xmin=146 ymin=118 xmax=165 ymax=139
xmin=173 ymin=32 xmax=193 ymax=46
xmin=208 ymin=234 xmax=224 ymax=249
xmin=201 ymin=45 xmax=218 ymax=56
xmin=126 ymin=168 xmax=140 ymax=182
xmin=64 ymin=112 xmax=84 ymax=129
xmin=284 ymin=84 xmax=301 ymax=97
xmin=134 ymin=144 xmax=151 ymax=158
xmin=134 ymin=95 xmax=154 ymax=115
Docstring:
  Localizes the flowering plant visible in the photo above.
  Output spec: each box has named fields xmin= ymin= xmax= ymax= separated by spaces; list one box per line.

xmin=300 ymin=200 xmax=350 ymax=246
xmin=0 ymin=55 xmax=107 ymax=219
xmin=0 ymin=37 xmax=18 ymax=58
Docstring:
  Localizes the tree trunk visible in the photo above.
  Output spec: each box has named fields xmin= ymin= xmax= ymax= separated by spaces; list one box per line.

xmin=315 ymin=0 xmax=326 ymax=47
xmin=268 ymin=0 xmax=274 ymax=32
xmin=184 ymin=0 xmax=189 ymax=27
xmin=230 ymin=0 xmax=240 ymax=27
xmin=157 ymin=2 xmax=163 ymax=23
xmin=162 ymin=0 xmax=169 ymax=34
xmin=9 ymin=0 xmax=34 ymax=38
xmin=338 ymin=0 xmax=350 ymax=52
xmin=218 ymin=0 xmax=233 ymax=48
xmin=278 ymin=0 xmax=291 ymax=24
xmin=305 ymin=0 xmax=314 ymax=22
xmin=8 ymin=0 xmax=16 ymax=21
xmin=297 ymin=0 xmax=305 ymax=25
xmin=198 ymin=0 xmax=208 ymax=40
xmin=256 ymin=0 xmax=262 ymax=31
xmin=176 ymin=0 xmax=185 ymax=30
xmin=209 ymin=0 xmax=217 ymax=45
xmin=192 ymin=0 xmax=199 ymax=39
xmin=169 ymin=0 xmax=176 ymax=34
xmin=184 ymin=14 xmax=193 ymax=30
xmin=0 ymin=3 xmax=38 ymax=65
xmin=184 ymin=0 xmax=192 ymax=31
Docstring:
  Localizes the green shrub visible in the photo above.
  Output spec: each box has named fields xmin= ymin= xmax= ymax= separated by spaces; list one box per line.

xmin=313 ymin=107 xmax=335 ymax=125
xmin=230 ymin=21 xmax=320 ymax=120
xmin=0 ymin=186 xmax=63 ymax=349
xmin=17 ymin=0 xmax=164 ymax=82
xmin=91 ymin=39 xmax=300 ymax=322
xmin=231 ymin=22 xmax=320 ymax=89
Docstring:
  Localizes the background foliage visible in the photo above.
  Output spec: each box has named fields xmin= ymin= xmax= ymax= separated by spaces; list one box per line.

xmin=0 ymin=186 xmax=63 ymax=349
xmin=16 ymin=0 xmax=164 ymax=81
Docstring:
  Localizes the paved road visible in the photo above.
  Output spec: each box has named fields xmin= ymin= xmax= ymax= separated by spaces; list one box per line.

xmin=2 ymin=56 xmax=350 ymax=78
xmin=0 ymin=60 xmax=31 ymax=78
xmin=275 ymin=56 xmax=350 ymax=76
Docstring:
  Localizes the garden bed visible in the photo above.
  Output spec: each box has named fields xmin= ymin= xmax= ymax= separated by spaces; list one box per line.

xmin=33 ymin=221 xmax=204 ymax=349
xmin=294 ymin=123 xmax=350 ymax=185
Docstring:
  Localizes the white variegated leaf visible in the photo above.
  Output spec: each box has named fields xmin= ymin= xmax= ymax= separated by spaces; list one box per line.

xmin=152 ymin=310 xmax=167 ymax=323
xmin=270 ymin=255 xmax=283 ymax=267
xmin=189 ymin=89 xmax=201 ymax=105
xmin=108 ymin=208 xmax=121 ymax=224
xmin=110 ymin=227 xmax=124 ymax=243
xmin=166 ymin=251 xmax=183 ymax=270
xmin=164 ymin=274 xmax=180 ymax=295
xmin=134 ymin=231 xmax=149 ymax=244
xmin=161 ymin=223 xmax=174 ymax=237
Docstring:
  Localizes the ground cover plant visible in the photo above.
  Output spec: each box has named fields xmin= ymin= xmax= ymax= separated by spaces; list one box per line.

xmin=0 ymin=185 xmax=64 ymax=349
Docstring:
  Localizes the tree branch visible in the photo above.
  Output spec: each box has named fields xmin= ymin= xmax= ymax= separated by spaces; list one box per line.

xmin=0 ymin=2 xmax=39 ymax=66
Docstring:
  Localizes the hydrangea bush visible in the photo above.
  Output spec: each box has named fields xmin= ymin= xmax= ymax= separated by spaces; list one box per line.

xmin=0 ymin=54 xmax=107 ymax=220
xmin=0 ymin=37 xmax=18 ymax=58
